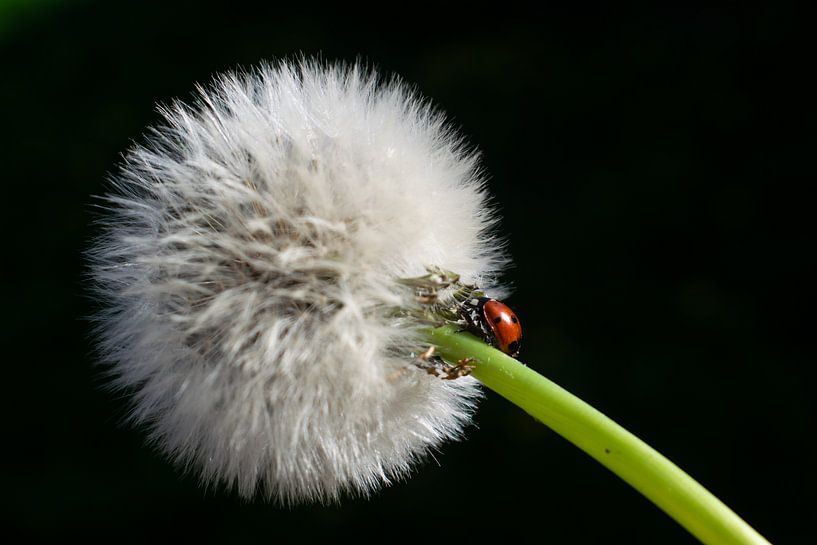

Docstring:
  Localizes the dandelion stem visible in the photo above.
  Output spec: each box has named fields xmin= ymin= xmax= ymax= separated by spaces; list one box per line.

xmin=427 ymin=325 xmax=771 ymax=545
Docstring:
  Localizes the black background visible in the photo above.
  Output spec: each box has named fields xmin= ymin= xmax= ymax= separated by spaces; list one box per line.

xmin=2 ymin=3 xmax=814 ymax=543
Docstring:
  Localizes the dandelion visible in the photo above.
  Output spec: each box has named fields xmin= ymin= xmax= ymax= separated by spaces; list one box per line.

xmin=90 ymin=58 xmax=770 ymax=545
xmin=89 ymin=60 xmax=503 ymax=502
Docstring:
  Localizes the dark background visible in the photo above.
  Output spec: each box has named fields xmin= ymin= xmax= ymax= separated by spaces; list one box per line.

xmin=2 ymin=3 xmax=813 ymax=543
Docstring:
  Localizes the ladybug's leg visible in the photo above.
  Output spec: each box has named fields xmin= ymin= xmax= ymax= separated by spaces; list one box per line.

xmin=413 ymin=346 xmax=475 ymax=380
xmin=456 ymin=302 xmax=497 ymax=349
xmin=457 ymin=303 xmax=481 ymax=334
xmin=456 ymin=308 xmax=476 ymax=334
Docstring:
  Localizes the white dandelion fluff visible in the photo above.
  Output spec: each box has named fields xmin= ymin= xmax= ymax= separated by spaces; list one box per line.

xmin=89 ymin=59 xmax=505 ymax=502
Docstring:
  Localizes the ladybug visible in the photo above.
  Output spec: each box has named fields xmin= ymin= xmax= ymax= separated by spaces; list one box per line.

xmin=460 ymin=297 xmax=522 ymax=357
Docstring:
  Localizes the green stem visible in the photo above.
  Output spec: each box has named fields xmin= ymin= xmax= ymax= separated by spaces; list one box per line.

xmin=427 ymin=325 xmax=770 ymax=545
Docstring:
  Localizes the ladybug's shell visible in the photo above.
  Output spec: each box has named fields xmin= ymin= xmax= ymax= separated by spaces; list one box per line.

xmin=481 ymin=299 xmax=522 ymax=357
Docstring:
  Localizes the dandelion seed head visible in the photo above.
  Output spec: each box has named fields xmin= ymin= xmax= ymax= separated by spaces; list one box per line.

xmin=89 ymin=60 xmax=506 ymax=502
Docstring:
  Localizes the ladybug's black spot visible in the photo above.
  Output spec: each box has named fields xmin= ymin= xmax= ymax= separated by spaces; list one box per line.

xmin=507 ymin=340 xmax=519 ymax=354
xmin=493 ymin=316 xmax=502 ymax=324
xmin=511 ymin=315 xmax=518 ymax=324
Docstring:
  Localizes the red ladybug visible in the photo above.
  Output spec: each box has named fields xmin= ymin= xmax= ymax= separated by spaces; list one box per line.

xmin=460 ymin=297 xmax=522 ymax=357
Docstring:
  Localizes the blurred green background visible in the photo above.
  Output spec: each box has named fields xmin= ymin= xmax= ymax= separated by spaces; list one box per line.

xmin=2 ymin=3 xmax=813 ymax=543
